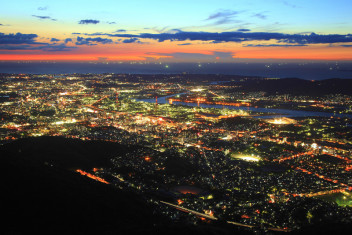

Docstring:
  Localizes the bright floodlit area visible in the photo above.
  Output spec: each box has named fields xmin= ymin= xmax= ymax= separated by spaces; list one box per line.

xmin=231 ymin=154 xmax=261 ymax=162
xmin=266 ymin=117 xmax=297 ymax=125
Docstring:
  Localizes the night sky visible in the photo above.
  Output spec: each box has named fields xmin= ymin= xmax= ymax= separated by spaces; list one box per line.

xmin=1 ymin=0 xmax=352 ymax=62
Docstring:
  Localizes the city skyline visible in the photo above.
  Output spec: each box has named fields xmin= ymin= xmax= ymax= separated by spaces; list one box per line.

xmin=2 ymin=72 xmax=352 ymax=233
xmin=1 ymin=0 xmax=352 ymax=62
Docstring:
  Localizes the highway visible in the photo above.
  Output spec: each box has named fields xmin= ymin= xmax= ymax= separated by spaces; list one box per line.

xmin=160 ymin=201 xmax=218 ymax=220
xmin=160 ymin=201 xmax=291 ymax=232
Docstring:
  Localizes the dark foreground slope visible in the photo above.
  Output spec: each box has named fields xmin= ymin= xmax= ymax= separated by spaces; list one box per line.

xmin=0 ymin=137 xmax=240 ymax=235
xmin=4 ymin=137 xmax=351 ymax=234
xmin=1 ymin=137 xmax=159 ymax=234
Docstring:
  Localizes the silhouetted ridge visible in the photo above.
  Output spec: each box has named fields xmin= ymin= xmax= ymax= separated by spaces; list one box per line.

xmin=225 ymin=78 xmax=352 ymax=96
xmin=1 ymin=137 xmax=161 ymax=234
xmin=1 ymin=137 xmax=249 ymax=235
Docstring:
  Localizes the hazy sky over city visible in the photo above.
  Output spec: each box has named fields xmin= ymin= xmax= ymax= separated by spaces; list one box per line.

xmin=1 ymin=0 xmax=352 ymax=62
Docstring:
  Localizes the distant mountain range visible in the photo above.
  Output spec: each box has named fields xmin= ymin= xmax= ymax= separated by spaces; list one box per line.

xmin=226 ymin=78 xmax=352 ymax=96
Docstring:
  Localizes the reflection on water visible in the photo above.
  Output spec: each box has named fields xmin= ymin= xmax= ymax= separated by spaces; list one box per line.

xmin=136 ymin=94 xmax=352 ymax=119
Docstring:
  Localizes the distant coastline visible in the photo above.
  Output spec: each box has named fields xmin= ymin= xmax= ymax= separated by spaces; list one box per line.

xmin=1 ymin=61 xmax=352 ymax=80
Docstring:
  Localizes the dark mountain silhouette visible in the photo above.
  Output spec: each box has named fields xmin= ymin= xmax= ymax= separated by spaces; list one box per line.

xmin=0 ymin=137 xmax=247 ymax=235
xmin=1 ymin=137 xmax=159 ymax=234
xmin=4 ymin=136 xmax=351 ymax=234
xmin=227 ymin=78 xmax=352 ymax=96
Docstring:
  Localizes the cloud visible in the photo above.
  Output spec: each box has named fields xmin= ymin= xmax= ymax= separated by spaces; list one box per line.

xmin=253 ymin=13 xmax=267 ymax=20
xmin=32 ymin=15 xmax=57 ymax=21
xmin=166 ymin=29 xmax=183 ymax=34
xmin=178 ymin=43 xmax=192 ymax=46
xmin=151 ymin=26 xmax=170 ymax=33
xmin=92 ymin=31 xmax=245 ymax=43
xmin=205 ymin=10 xmax=241 ymax=25
xmin=282 ymin=1 xmax=298 ymax=8
xmin=122 ymin=38 xmax=141 ymax=43
xmin=115 ymin=29 xmax=127 ymax=33
xmin=0 ymin=33 xmax=77 ymax=52
xmin=64 ymin=38 xmax=73 ymax=43
xmin=37 ymin=44 xmax=77 ymax=51
xmin=207 ymin=10 xmax=239 ymax=20
xmin=78 ymin=19 xmax=100 ymax=24
xmin=237 ymin=28 xmax=251 ymax=32
xmin=75 ymin=36 xmax=113 ymax=45
xmin=0 ymin=44 xmax=34 ymax=50
xmin=277 ymin=32 xmax=352 ymax=44
xmin=91 ymin=31 xmax=352 ymax=45
xmin=341 ymin=45 xmax=352 ymax=47
xmin=0 ymin=43 xmax=76 ymax=52
xmin=107 ymin=22 xmax=116 ymax=24
xmin=38 ymin=6 xmax=48 ymax=11
xmin=244 ymin=44 xmax=307 ymax=47
xmin=0 ymin=32 xmax=41 ymax=44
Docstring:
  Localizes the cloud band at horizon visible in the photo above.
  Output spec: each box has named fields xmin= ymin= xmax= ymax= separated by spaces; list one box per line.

xmin=1 ymin=31 xmax=351 ymax=62
xmin=1 ymin=0 xmax=352 ymax=62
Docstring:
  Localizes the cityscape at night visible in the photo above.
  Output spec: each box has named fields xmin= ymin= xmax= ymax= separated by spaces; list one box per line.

xmin=1 ymin=1 xmax=352 ymax=234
